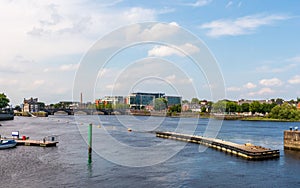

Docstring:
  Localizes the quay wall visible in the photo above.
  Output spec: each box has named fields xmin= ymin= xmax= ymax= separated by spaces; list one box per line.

xmin=284 ymin=130 xmax=300 ymax=150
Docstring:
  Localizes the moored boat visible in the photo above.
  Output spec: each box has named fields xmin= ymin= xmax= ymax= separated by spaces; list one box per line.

xmin=0 ymin=108 xmax=14 ymax=121
xmin=0 ymin=140 xmax=17 ymax=149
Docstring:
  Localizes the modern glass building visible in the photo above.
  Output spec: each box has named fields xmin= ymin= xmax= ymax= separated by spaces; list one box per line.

xmin=128 ymin=92 xmax=165 ymax=109
xmin=164 ymin=96 xmax=182 ymax=106
xmin=127 ymin=92 xmax=181 ymax=109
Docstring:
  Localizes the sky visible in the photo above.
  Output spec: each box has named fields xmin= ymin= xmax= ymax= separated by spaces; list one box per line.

xmin=0 ymin=0 xmax=300 ymax=105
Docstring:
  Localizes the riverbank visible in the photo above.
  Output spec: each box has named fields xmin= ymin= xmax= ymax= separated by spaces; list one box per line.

xmin=130 ymin=110 xmax=300 ymax=122
xmin=241 ymin=116 xmax=300 ymax=122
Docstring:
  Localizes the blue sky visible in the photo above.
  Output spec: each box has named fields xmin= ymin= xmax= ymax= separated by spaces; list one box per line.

xmin=0 ymin=0 xmax=300 ymax=105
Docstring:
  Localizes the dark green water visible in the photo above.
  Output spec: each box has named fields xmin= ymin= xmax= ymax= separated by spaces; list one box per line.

xmin=0 ymin=115 xmax=300 ymax=187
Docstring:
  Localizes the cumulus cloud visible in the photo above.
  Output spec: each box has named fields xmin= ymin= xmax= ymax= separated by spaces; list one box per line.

xmin=248 ymin=87 xmax=275 ymax=96
xmin=288 ymin=75 xmax=300 ymax=84
xmin=0 ymin=0 xmax=161 ymax=104
xmin=201 ymin=14 xmax=289 ymax=37
xmin=243 ymin=82 xmax=257 ymax=89
xmin=148 ymin=43 xmax=200 ymax=57
xmin=259 ymin=78 xmax=283 ymax=86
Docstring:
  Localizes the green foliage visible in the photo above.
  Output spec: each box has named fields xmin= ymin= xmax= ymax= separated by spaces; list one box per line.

xmin=168 ymin=104 xmax=181 ymax=113
xmin=225 ymin=101 xmax=239 ymax=113
xmin=113 ymin=103 xmax=130 ymax=109
xmin=212 ymin=100 xmax=276 ymax=115
xmin=96 ymin=102 xmax=113 ymax=110
xmin=241 ymin=103 xmax=250 ymax=112
xmin=154 ymin=98 xmax=167 ymax=111
xmin=249 ymin=101 xmax=261 ymax=114
xmin=191 ymin=98 xmax=199 ymax=104
xmin=268 ymin=103 xmax=300 ymax=120
xmin=0 ymin=93 xmax=10 ymax=109
xmin=182 ymin=99 xmax=189 ymax=104
xmin=212 ymin=100 xmax=226 ymax=113
xmin=14 ymin=105 xmax=22 ymax=112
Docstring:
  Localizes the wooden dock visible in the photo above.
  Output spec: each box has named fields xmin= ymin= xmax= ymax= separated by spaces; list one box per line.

xmin=1 ymin=138 xmax=58 ymax=147
xmin=156 ymin=131 xmax=280 ymax=160
xmin=15 ymin=139 xmax=58 ymax=147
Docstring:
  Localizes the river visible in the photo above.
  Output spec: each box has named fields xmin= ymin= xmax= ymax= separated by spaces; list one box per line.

xmin=0 ymin=115 xmax=300 ymax=187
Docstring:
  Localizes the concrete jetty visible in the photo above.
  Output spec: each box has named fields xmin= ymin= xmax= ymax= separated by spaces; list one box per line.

xmin=156 ymin=131 xmax=280 ymax=160
xmin=284 ymin=128 xmax=300 ymax=150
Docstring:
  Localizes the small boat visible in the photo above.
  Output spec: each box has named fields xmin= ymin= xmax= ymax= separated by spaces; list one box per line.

xmin=0 ymin=140 xmax=17 ymax=149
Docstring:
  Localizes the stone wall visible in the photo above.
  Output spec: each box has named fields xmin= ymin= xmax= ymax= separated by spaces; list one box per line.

xmin=284 ymin=130 xmax=300 ymax=150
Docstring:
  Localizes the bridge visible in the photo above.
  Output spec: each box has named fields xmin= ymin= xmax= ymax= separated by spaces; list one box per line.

xmin=43 ymin=108 xmax=126 ymax=115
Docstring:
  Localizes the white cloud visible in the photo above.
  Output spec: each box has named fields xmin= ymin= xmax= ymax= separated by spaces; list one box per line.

xmin=0 ymin=1 xmax=158 ymax=63
xmin=201 ymin=14 xmax=289 ymax=37
xmin=248 ymin=87 xmax=275 ymax=96
xmin=0 ymin=0 xmax=161 ymax=104
xmin=139 ymin=22 xmax=180 ymax=41
xmin=148 ymin=46 xmax=183 ymax=57
xmin=259 ymin=78 xmax=283 ymax=86
xmin=188 ymin=0 xmax=213 ymax=7
xmin=287 ymin=56 xmax=300 ymax=63
xmin=148 ymin=43 xmax=200 ymax=57
xmin=288 ymin=75 xmax=300 ymax=84
xmin=243 ymin=82 xmax=257 ymax=89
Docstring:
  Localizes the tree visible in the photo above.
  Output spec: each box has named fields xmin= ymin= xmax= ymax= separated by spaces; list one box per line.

xmin=249 ymin=101 xmax=261 ymax=114
xmin=14 ymin=105 xmax=22 ymax=112
xmin=261 ymin=103 xmax=276 ymax=114
xmin=169 ymin=104 xmax=181 ymax=113
xmin=191 ymin=98 xmax=199 ymax=104
xmin=225 ymin=101 xmax=238 ymax=113
xmin=275 ymin=98 xmax=284 ymax=105
xmin=269 ymin=103 xmax=300 ymax=120
xmin=241 ymin=103 xmax=250 ymax=112
xmin=182 ymin=99 xmax=189 ymax=104
xmin=154 ymin=98 xmax=167 ymax=111
xmin=0 ymin=93 xmax=10 ymax=109
xmin=201 ymin=106 xmax=207 ymax=113
xmin=212 ymin=100 xmax=226 ymax=113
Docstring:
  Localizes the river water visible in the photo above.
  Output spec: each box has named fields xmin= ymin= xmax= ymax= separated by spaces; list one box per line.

xmin=0 ymin=115 xmax=300 ymax=187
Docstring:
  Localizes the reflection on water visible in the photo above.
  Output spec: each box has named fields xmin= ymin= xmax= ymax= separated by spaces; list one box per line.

xmin=0 ymin=115 xmax=300 ymax=187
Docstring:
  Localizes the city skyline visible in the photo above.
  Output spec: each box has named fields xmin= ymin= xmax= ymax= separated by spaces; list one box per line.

xmin=1 ymin=0 xmax=300 ymax=105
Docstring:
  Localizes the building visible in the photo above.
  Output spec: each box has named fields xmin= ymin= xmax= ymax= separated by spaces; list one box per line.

xmin=297 ymin=102 xmax=300 ymax=110
xmin=126 ymin=92 xmax=182 ymax=110
xmin=23 ymin=98 xmax=44 ymax=112
xmin=127 ymin=92 xmax=164 ymax=109
xmin=96 ymin=96 xmax=124 ymax=106
xmin=164 ymin=96 xmax=182 ymax=107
